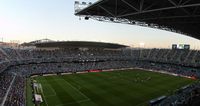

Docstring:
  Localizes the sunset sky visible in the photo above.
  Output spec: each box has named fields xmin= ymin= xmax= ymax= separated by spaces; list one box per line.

xmin=1 ymin=0 xmax=200 ymax=49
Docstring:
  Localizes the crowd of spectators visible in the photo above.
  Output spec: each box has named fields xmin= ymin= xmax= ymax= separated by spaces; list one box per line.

xmin=131 ymin=49 xmax=200 ymax=67
xmin=9 ymin=60 xmax=133 ymax=76
xmin=0 ymin=49 xmax=8 ymax=62
xmin=0 ymin=47 xmax=200 ymax=105
xmin=0 ymin=72 xmax=14 ymax=105
xmin=1 ymin=48 xmax=21 ymax=60
xmin=2 ymin=47 xmax=200 ymax=68
xmin=132 ymin=61 xmax=200 ymax=79
xmin=156 ymin=82 xmax=200 ymax=106
xmin=4 ymin=76 xmax=25 ymax=106
xmin=0 ymin=62 xmax=10 ymax=73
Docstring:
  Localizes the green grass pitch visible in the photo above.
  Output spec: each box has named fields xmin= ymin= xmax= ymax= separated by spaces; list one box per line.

xmin=27 ymin=69 xmax=195 ymax=106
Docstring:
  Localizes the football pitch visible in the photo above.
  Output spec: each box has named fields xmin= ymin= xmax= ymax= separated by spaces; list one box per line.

xmin=27 ymin=69 xmax=195 ymax=106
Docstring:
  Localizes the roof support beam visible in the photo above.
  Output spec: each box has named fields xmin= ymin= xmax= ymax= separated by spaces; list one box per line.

xmin=182 ymin=0 xmax=192 ymax=5
xmin=143 ymin=3 xmax=157 ymax=11
xmin=178 ymin=0 xmax=183 ymax=5
xmin=138 ymin=15 xmax=200 ymax=21
xmin=140 ymin=0 xmax=144 ymax=11
xmin=99 ymin=5 xmax=115 ymax=17
xmin=192 ymin=7 xmax=199 ymax=15
xmin=167 ymin=0 xmax=190 ymax=15
xmin=121 ymin=0 xmax=139 ymax=12
xmin=117 ymin=3 xmax=200 ymax=18
xmin=167 ymin=0 xmax=177 ymax=6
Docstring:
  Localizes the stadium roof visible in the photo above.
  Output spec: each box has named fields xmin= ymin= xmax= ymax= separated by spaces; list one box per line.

xmin=34 ymin=41 xmax=128 ymax=49
xmin=75 ymin=0 xmax=200 ymax=40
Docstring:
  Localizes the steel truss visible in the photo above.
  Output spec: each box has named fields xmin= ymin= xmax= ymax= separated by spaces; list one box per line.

xmin=75 ymin=0 xmax=200 ymax=38
xmin=78 ymin=15 xmax=187 ymax=36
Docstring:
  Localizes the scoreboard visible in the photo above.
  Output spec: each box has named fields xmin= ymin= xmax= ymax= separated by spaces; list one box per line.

xmin=172 ymin=44 xmax=190 ymax=50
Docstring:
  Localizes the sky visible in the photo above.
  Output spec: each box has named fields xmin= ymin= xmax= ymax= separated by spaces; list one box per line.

xmin=0 ymin=0 xmax=200 ymax=49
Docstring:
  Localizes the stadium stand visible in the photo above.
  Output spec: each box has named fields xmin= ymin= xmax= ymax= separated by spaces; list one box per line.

xmin=0 ymin=42 xmax=200 ymax=105
xmin=4 ymin=76 xmax=25 ymax=106
xmin=0 ymin=72 xmax=13 ymax=105
xmin=158 ymin=82 xmax=200 ymax=106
